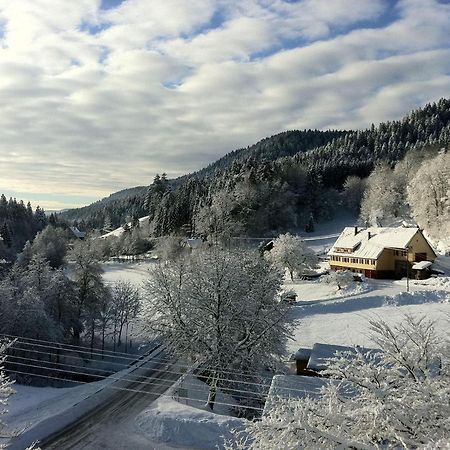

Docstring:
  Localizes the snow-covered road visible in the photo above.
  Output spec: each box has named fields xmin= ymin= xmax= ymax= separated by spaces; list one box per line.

xmin=40 ymin=360 xmax=182 ymax=450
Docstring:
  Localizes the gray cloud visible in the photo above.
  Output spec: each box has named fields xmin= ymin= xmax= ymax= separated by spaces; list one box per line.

xmin=0 ymin=0 xmax=449 ymax=208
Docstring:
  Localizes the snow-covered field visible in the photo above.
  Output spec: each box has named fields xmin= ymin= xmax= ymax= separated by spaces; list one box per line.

xmin=102 ymin=260 xmax=155 ymax=287
xmin=286 ymin=274 xmax=450 ymax=353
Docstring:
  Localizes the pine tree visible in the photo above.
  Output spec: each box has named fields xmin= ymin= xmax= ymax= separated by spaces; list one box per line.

xmin=0 ymin=223 xmax=12 ymax=247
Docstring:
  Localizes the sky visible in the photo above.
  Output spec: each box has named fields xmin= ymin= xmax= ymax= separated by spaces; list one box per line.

xmin=0 ymin=0 xmax=450 ymax=210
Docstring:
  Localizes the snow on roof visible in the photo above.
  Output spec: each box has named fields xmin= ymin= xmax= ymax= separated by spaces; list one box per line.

xmin=264 ymin=375 xmax=332 ymax=414
xmin=328 ymin=226 xmax=419 ymax=259
xmin=293 ymin=348 xmax=312 ymax=361
xmin=307 ymin=343 xmax=379 ymax=371
xmin=412 ymin=261 xmax=433 ymax=270
xmin=69 ymin=226 xmax=86 ymax=239
xmin=263 ymin=375 xmax=357 ymax=416
xmin=101 ymin=216 xmax=150 ymax=239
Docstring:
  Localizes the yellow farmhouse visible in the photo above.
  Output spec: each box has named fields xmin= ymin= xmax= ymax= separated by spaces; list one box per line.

xmin=328 ymin=226 xmax=437 ymax=279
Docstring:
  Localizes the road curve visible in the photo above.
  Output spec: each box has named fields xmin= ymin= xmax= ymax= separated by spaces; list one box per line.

xmin=41 ymin=360 xmax=182 ymax=450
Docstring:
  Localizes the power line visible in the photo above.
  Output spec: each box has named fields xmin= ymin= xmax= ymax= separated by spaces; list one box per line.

xmin=6 ymin=335 xmax=277 ymax=382
xmin=5 ymin=344 xmax=331 ymax=398
xmin=6 ymin=354 xmax=269 ymax=402
xmin=7 ymin=345 xmax=273 ymax=391
xmin=6 ymin=351 xmax=324 ymax=399
xmin=6 ymin=349 xmax=272 ymax=396
xmin=5 ymin=368 xmax=265 ymax=413
xmin=0 ymin=332 xmax=146 ymax=359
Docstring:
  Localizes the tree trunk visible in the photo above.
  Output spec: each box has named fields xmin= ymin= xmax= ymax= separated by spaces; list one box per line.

xmin=113 ymin=322 xmax=117 ymax=352
xmin=101 ymin=327 xmax=105 ymax=359
xmin=118 ymin=322 xmax=124 ymax=347
xmin=206 ymin=376 xmax=218 ymax=410
xmin=90 ymin=319 xmax=95 ymax=358
xmin=73 ymin=327 xmax=80 ymax=345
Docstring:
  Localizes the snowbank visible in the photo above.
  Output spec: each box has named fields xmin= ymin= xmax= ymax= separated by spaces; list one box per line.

xmin=384 ymin=289 xmax=450 ymax=306
xmin=136 ymin=397 xmax=245 ymax=450
xmin=136 ymin=373 xmax=246 ymax=449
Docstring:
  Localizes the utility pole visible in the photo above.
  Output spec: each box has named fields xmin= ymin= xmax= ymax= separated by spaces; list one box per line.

xmin=406 ymin=244 xmax=410 ymax=292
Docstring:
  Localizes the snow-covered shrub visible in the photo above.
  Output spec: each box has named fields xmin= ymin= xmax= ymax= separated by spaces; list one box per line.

xmin=227 ymin=316 xmax=450 ymax=449
xmin=279 ymin=289 xmax=297 ymax=304
xmin=325 ymin=270 xmax=355 ymax=291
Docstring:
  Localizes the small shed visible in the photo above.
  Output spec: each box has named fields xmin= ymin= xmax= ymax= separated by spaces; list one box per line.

xmin=69 ymin=226 xmax=86 ymax=240
xmin=289 ymin=348 xmax=314 ymax=375
xmin=412 ymin=260 xmax=433 ymax=280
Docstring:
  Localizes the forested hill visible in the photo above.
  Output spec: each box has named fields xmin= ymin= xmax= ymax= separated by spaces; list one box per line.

xmin=189 ymin=129 xmax=347 ymax=180
xmin=61 ymin=98 xmax=450 ymax=235
xmin=61 ymin=128 xmax=348 ymax=226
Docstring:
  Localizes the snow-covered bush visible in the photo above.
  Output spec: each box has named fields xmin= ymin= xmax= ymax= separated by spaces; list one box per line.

xmin=325 ymin=270 xmax=355 ymax=291
xmin=228 ymin=316 xmax=450 ymax=449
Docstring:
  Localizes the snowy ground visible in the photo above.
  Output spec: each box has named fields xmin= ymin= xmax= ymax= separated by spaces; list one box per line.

xmin=286 ymin=273 xmax=450 ymax=353
xmin=4 ymin=382 xmax=100 ymax=436
xmin=101 ymin=260 xmax=155 ymax=287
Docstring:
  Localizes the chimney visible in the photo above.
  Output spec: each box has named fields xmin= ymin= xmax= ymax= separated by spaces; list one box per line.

xmin=367 ymin=231 xmax=371 ymax=240
xmin=354 ymin=226 xmax=358 ymax=235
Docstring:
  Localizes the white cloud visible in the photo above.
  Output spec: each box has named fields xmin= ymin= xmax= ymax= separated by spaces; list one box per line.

xmin=0 ymin=0 xmax=449 ymax=207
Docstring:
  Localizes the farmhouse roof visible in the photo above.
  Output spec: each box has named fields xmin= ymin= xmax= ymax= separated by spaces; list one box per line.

xmin=328 ymin=226 xmax=419 ymax=259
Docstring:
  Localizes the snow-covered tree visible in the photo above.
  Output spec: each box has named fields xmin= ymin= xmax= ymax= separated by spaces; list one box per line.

xmin=68 ymin=240 xmax=106 ymax=343
xmin=111 ymin=281 xmax=140 ymax=349
xmin=0 ymin=340 xmax=16 ymax=447
xmin=30 ymin=226 xmax=68 ymax=268
xmin=196 ymin=190 xmax=244 ymax=240
xmin=267 ymin=233 xmax=317 ymax=281
xmin=156 ymin=235 xmax=185 ymax=261
xmin=342 ymin=176 xmax=366 ymax=210
xmin=230 ymin=316 xmax=450 ymax=449
xmin=143 ymin=247 xmax=291 ymax=410
xmin=407 ymin=151 xmax=450 ymax=242
xmin=360 ymin=162 xmax=402 ymax=226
